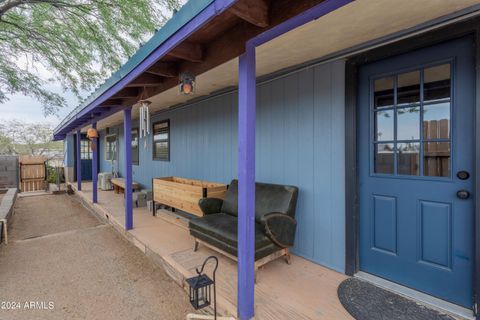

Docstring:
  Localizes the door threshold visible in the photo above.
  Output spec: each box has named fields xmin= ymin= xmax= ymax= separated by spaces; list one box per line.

xmin=355 ymin=271 xmax=474 ymax=320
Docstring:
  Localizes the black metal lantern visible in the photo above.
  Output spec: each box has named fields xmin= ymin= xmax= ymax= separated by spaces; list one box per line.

xmin=187 ymin=273 xmax=213 ymax=309
xmin=186 ymin=256 xmax=218 ymax=319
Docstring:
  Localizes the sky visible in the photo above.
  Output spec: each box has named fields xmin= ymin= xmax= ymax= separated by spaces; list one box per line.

xmin=0 ymin=62 xmax=82 ymax=126
xmin=1 ymin=88 xmax=79 ymax=126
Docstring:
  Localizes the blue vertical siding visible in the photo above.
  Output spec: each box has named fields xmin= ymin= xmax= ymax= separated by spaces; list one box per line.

xmin=64 ymin=134 xmax=75 ymax=167
xmin=90 ymin=60 xmax=346 ymax=272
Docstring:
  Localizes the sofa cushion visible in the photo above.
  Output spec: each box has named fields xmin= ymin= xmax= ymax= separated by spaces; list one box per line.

xmin=189 ymin=213 xmax=274 ymax=250
xmin=221 ymin=180 xmax=298 ymax=223
xmin=190 ymin=226 xmax=280 ymax=260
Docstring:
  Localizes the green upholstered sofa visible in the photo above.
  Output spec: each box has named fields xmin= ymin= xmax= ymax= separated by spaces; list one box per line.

xmin=188 ymin=179 xmax=298 ymax=268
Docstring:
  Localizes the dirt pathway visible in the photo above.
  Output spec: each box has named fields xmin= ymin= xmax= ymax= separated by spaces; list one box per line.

xmin=0 ymin=194 xmax=193 ymax=320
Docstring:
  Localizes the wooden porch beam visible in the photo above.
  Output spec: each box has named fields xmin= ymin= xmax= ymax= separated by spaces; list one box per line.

xmin=230 ymin=0 xmax=269 ymax=28
xmin=92 ymin=122 xmax=98 ymax=204
xmin=76 ymin=130 xmax=82 ymax=191
xmin=146 ymin=62 xmax=178 ymax=78
xmin=124 ymin=107 xmax=133 ymax=230
xmin=168 ymin=42 xmax=203 ymax=62
xmin=237 ymin=45 xmax=256 ymax=320
xmin=126 ymin=73 xmax=164 ymax=87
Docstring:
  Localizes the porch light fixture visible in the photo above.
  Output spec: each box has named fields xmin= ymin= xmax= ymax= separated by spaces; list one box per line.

xmin=86 ymin=128 xmax=99 ymax=151
xmin=180 ymin=72 xmax=196 ymax=95
xmin=86 ymin=128 xmax=98 ymax=139
xmin=186 ymin=255 xmax=235 ymax=320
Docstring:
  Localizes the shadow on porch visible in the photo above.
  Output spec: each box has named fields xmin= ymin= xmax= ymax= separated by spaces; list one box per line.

xmin=71 ymin=182 xmax=351 ymax=320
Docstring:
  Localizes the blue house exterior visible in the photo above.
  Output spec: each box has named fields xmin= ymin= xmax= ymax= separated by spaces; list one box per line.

xmin=54 ymin=1 xmax=480 ymax=319
xmin=93 ymin=60 xmax=346 ymax=271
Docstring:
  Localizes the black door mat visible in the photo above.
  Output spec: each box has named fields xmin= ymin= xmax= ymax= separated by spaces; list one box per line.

xmin=337 ymin=278 xmax=456 ymax=320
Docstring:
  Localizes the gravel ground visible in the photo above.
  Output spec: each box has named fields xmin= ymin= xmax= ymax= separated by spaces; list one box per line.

xmin=0 ymin=194 xmax=193 ymax=320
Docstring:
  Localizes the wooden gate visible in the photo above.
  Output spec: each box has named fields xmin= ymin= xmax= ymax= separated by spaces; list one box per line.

xmin=19 ymin=156 xmax=46 ymax=192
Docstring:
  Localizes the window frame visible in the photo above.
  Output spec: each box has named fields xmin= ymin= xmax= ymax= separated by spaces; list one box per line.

xmin=369 ymin=59 xmax=454 ymax=180
xmin=104 ymin=134 xmax=117 ymax=161
xmin=152 ymin=119 xmax=170 ymax=161
xmin=131 ymin=128 xmax=139 ymax=165
xmin=80 ymin=139 xmax=92 ymax=160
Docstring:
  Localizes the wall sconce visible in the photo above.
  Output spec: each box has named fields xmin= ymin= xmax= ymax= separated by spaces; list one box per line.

xmin=86 ymin=128 xmax=98 ymax=151
xmin=180 ymin=72 xmax=196 ymax=95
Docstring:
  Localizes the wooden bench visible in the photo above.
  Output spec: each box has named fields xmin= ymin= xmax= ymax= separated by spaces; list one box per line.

xmin=111 ymin=178 xmax=141 ymax=194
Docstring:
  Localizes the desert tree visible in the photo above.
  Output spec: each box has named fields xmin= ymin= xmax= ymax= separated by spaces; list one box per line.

xmin=0 ymin=0 xmax=181 ymax=116
xmin=0 ymin=120 xmax=60 ymax=156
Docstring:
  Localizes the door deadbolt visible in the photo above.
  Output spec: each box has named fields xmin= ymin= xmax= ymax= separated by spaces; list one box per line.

xmin=457 ymin=171 xmax=470 ymax=180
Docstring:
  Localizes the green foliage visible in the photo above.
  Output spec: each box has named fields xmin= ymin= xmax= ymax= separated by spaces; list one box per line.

xmin=0 ymin=0 xmax=181 ymax=115
xmin=47 ymin=165 xmax=65 ymax=184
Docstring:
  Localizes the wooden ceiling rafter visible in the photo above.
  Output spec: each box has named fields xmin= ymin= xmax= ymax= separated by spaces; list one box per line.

xmin=108 ymin=0 xmax=325 ymax=109
xmin=126 ymin=73 xmax=165 ymax=87
xmin=229 ymin=0 xmax=270 ymax=28
xmin=146 ymin=61 xmax=178 ymax=78
xmin=111 ymin=87 xmax=140 ymax=99
xmin=100 ymin=99 xmax=124 ymax=107
xmin=168 ymin=41 xmax=204 ymax=62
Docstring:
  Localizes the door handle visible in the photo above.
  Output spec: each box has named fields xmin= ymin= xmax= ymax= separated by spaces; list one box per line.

xmin=457 ymin=190 xmax=470 ymax=200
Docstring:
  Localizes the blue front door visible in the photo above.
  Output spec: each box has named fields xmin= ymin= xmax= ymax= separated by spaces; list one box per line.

xmin=80 ymin=138 xmax=93 ymax=181
xmin=358 ymin=37 xmax=474 ymax=308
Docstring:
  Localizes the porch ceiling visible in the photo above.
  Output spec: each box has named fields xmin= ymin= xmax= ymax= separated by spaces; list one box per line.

xmin=80 ymin=0 xmax=480 ymax=132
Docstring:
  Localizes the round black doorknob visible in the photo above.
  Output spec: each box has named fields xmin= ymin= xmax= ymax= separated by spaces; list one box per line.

xmin=457 ymin=171 xmax=470 ymax=180
xmin=457 ymin=190 xmax=470 ymax=199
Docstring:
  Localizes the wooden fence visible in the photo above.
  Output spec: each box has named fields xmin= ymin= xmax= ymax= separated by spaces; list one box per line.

xmin=19 ymin=156 xmax=46 ymax=192
xmin=376 ymin=120 xmax=450 ymax=176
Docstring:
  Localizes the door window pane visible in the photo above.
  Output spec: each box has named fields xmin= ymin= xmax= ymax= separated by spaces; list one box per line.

xmin=397 ymin=143 xmax=420 ymax=176
xmin=423 ymin=102 xmax=450 ymax=140
xmin=397 ymin=71 xmax=420 ymax=106
xmin=375 ymin=143 xmax=394 ymax=174
xmin=375 ymin=110 xmax=394 ymax=141
xmin=80 ymin=140 xmax=92 ymax=160
xmin=371 ymin=64 xmax=452 ymax=178
xmin=424 ymin=64 xmax=450 ymax=102
xmin=424 ymin=142 xmax=450 ymax=177
xmin=374 ymin=77 xmax=394 ymax=108
xmin=397 ymin=106 xmax=420 ymax=140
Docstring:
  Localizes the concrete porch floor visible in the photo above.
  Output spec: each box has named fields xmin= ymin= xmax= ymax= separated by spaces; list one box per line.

xmin=72 ymin=182 xmax=352 ymax=320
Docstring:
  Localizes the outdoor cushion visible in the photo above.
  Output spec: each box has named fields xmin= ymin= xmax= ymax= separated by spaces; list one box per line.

xmin=189 ymin=213 xmax=273 ymax=249
xmin=190 ymin=226 xmax=279 ymax=260
xmin=220 ymin=180 xmax=298 ymax=222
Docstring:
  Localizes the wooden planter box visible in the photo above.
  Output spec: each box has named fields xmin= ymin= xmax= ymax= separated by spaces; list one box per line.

xmin=153 ymin=177 xmax=227 ymax=217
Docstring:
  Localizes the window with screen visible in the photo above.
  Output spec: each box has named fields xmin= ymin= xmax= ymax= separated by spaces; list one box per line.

xmin=153 ymin=120 xmax=169 ymax=161
xmin=132 ymin=129 xmax=139 ymax=165
xmin=105 ymin=134 xmax=117 ymax=161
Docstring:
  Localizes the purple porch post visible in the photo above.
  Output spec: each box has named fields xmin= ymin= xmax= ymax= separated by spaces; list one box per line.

xmin=76 ymin=130 xmax=82 ymax=191
xmin=92 ymin=123 xmax=98 ymax=203
xmin=237 ymin=44 xmax=256 ymax=320
xmin=124 ymin=107 xmax=133 ymax=230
